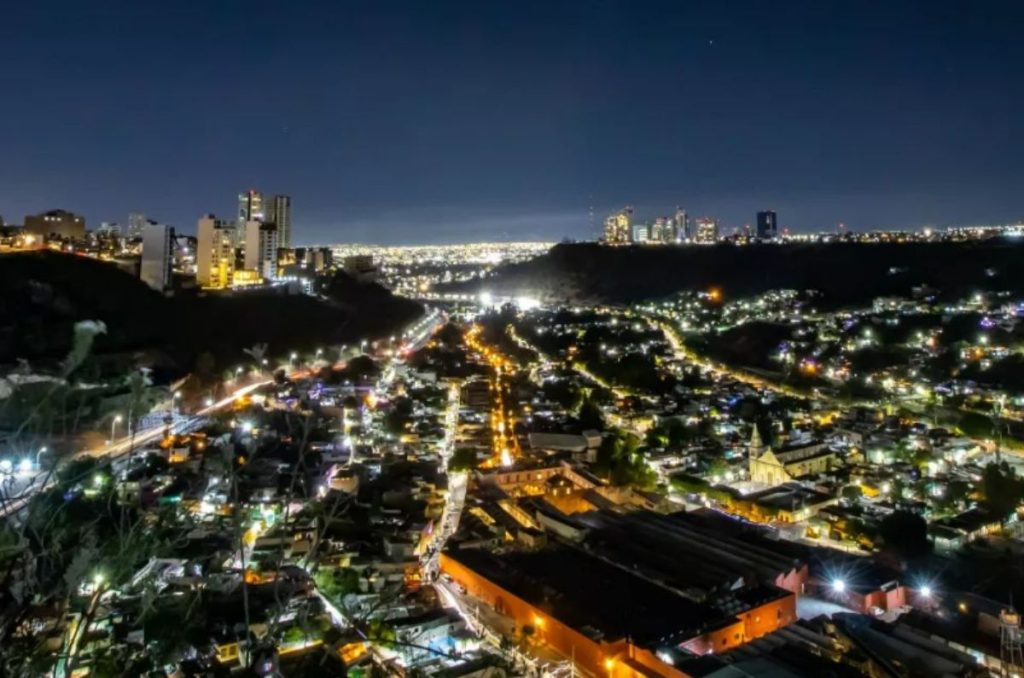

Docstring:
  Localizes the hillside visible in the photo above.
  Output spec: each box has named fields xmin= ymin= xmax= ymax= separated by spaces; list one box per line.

xmin=0 ymin=252 xmax=422 ymax=377
xmin=446 ymin=240 xmax=1024 ymax=306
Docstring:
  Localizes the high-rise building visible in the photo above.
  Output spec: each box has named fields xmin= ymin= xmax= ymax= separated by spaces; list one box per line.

xmin=266 ymin=194 xmax=292 ymax=248
xmin=694 ymin=217 xmax=719 ymax=243
xmin=127 ymin=212 xmax=148 ymax=238
xmin=632 ymin=223 xmax=649 ymax=243
xmin=196 ymin=215 xmax=236 ymax=288
xmin=602 ymin=206 xmax=633 ymax=244
xmin=238 ymin=189 xmax=264 ymax=223
xmin=24 ymin=209 xmax=86 ymax=240
xmin=342 ymin=254 xmax=379 ymax=282
xmin=140 ymin=222 xmax=174 ymax=292
xmin=297 ymin=247 xmax=333 ymax=273
xmin=674 ymin=207 xmax=689 ymax=241
xmin=245 ymin=220 xmax=279 ymax=280
xmin=651 ymin=217 xmax=667 ymax=243
xmin=757 ymin=210 xmax=778 ymax=239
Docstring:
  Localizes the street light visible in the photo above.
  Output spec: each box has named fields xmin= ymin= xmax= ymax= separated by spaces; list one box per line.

xmin=36 ymin=446 xmax=48 ymax=466
xmin=110 ymin=414 xmax=123 ymax=442
xmin=831 ymin=579 xmax=846 ymax=593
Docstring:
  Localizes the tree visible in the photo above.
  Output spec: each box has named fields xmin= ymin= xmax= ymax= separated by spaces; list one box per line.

xmin=595 ymin=431 xmax=656 ymax=488
xmin=448 ymin=449 xmax=479 ymax=472
xmin=982 ymin=462 xmax=1024 ymax=519
xmin=243 ymin=342 xmax=269 ymax=371
xmin=577 ymin=397 xmax=605 ymax=431
xmin=314 ymin=567 xmax=360 ymax=602
xmin=705 ymin=457 xmax=730 ymax=480
xmin=841 ymin=485 xmax=863 ymax=502
xmin=384 ymin=397 xmax=414 ymax=434
xmin=940 ymin=479 xmax=972 ymax=510
xmin=645 ymin=427 xmax=668 ymax=449
xmin=665 ymin=419 xmax=695 ymax=448
xmin=878 ymin=510 xmax=931 ymax=559
xmin=193 ymin=351 xmax=217 ymax=385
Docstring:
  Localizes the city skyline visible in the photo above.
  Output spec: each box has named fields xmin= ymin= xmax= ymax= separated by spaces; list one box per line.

xmin=2 ymin=1 xmax=1024 ymax=243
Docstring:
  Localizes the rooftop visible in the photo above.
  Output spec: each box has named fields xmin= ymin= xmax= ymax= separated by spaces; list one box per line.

xmin=444 ymin=545 xmax=736 ymax=646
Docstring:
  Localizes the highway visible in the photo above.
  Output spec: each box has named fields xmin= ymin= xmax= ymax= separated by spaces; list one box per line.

xmin=0 ymin=380 xmax=270 ymax=519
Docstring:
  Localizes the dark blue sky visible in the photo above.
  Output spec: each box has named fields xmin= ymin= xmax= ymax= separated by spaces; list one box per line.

xmin=2 ymin=1 xmax=1023 ymax=244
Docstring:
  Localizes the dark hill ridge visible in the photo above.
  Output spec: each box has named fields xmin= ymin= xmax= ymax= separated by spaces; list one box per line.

xmin=0 ymin=251 xmax=422 ymax=374
xmin=447 ymin=240 xmax=1024 ymax=307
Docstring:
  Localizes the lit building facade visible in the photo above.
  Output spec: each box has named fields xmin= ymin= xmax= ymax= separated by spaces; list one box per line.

xmin=196 ymin=214 xmax=236 ymax=288
xmin=238 ymin=189 xmax=264 ymax=223
xmin=244 ymin=219 xmax=279 ymax=280
xmin=265 ymin=194 xmax=292 ymax=248
xmin=127 ymin=212 xmax=149 ymax=238
xmin=24 ymin=209 xmax=86 ymax=240
xmin=674 ymin=207 xmax=689 ymax=240
xmin=632 ymin=223 xmax=649 ymax=243
xmin=440 ymin=547 xmax=796 ymax=678
xmin=749 ymin=442 xmax=836 ymax=486
xmin=603 ymin=206 xmax=633 ymax=244
xmin=694 ymin=217 xmax=719 ymax=243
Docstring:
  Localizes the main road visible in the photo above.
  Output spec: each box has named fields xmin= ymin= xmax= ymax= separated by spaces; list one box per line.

xmin=0 ymin=380 xmax=270 ymax=519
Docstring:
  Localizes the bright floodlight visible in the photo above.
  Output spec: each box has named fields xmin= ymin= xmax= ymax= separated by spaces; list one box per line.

xmin=479 ymin=291 xmax=493 ymax=307
xmin=516 ymin=296 xmax=541 ymax=311
xmin=831 ymin=579 xmax=846 ymax=593
xmin=920 ymin=585 xmax=932 ymax=598
xmin=18 ymin=458 xmax=32 ymax=474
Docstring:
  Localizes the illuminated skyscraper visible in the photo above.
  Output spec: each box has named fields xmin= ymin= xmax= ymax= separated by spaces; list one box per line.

xmin=602 ymin=206 xmax=633 ymax=244
xmin=238 ymin=189 xmax=264 ymax=223
xmin=245 ymin=220 xmax=279 ymax=280
xmin=127 ymin=212 xmax=148 ymax=238
xmin=694 ymin=217 xmax=719 ymax=243
xmin=196 ymin=214 xmax=236 ymax=288
xmin=266 ymin=194 xmax=292 ymax=248
xmin=632 ymin=223 xmax=649 ymax=243
xmin=674 ymin=207 xmax=689 ymax=241
xmin=651 ymin=217 xmax=667 ymax=243
xmin=757 ymin=210 xmax=778 ymax=239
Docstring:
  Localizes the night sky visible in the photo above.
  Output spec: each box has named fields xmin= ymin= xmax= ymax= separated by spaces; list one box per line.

xmin=2 ymin=1 xmax=1023 ymax=244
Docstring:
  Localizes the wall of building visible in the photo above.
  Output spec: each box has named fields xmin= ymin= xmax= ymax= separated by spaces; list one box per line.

xmin=440 ymin=553 xmax=687 ymax=678
xmin=440 ymin=552 xmax=796 ymax=677
xmin=775 ymin=564 xmax=809 ymax=595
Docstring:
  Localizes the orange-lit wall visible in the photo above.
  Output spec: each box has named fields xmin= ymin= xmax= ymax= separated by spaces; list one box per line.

xmin=440 ymin=553 xmax=796 ymax=676
xmin=676 ymin=593 xmax=795 ymax=656
xmin=775 ymin=564 xmax=809 ymax=595
xmin=811 ymin=581 xmax=907 ymax=614
xmin=440 ymin=553 xmax=689 ymax=678
xmin=858 ymin=586 xmax=907 ymax=613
